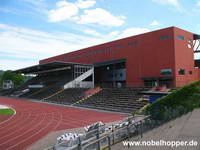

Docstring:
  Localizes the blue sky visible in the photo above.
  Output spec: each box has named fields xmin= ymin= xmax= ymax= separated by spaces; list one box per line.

xmin=0 ymin=0 xmax=200 ymax=70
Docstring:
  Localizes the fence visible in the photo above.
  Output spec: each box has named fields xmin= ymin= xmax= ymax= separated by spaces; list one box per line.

xmin=52 ymin=115 xmax=153 ymax=150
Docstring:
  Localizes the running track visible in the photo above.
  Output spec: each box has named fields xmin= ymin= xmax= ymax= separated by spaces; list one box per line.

xmin=0 ymin=97 xmax=126 ymax=150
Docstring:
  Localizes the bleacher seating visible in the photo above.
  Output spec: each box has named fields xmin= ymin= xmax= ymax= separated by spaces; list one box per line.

xmin=76 ymin=88 xmax=148 ymax=113
xmin=3 ymin=70 xmax=72 ymax=99
xmin=18 ymin=88 xmax=39 ymax=98
xmin=44 ymin=88 xmax=89 ymax=104
xmin=27 ymin=86 xmax=61 ymax=99
xmin=0 ymin=88 xmax=15 ymax=96
xmin=1 ymin=68 xmax=149 ymax=114
xmin=28 ymin=74 xmax=71 ymax=99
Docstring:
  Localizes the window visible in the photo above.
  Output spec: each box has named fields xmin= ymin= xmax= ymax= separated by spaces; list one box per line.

xmin=178 ymin=68 xmax=185 ymax=75
xmin=176 ymin=35 xmax=184 ymax=40
xmin=105 ymin=47 xmax=112 ymax=51
xmin=159 ymin=35 xmax=170 ymax=40
xmin=128 ymin=41 xmax=138 ymax=46
xmin=144 ymin=80 xmax=157 ymax=88
xmin=115 ymin=45 xmax=124 ymax=49
xmin=189 ymin=71 xmax=192 ymax=75
xmin=160 ymin=69 xmax=172 ymax=75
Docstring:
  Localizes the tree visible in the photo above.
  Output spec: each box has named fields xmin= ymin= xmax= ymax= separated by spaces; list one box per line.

xmin=1 ymin=70 xmax=26 ymax=88
xmin=0 ymin=70 xmax=4 ymax=87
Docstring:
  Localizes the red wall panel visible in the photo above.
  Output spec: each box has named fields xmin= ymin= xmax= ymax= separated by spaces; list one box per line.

xmin=173 ymin=28 xmax=197 ymax=87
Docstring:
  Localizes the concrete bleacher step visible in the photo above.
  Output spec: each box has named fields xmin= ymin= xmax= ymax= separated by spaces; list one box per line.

xmin=75 ymin=87 xmax=148 ymax=113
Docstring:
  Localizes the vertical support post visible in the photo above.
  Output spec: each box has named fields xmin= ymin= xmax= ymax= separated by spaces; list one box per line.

xmin=113 ymin=63 xmax=116 ymax=88
xmin=78 ymin=136 xmax=82 ymax=150
xmin=127 ymin=118 xmax=131 ymax=139
xmin=127 ymin=124 xmax=130 ymax=149
xmin=140 ymin=121 xmax=143 ymax=138
xmin=112 ymin=124 xmax=115 ymax=144
xmin=150 ymin=117 xmax=153 ymax=129
xmin=97 ymin=125 xmax=100 ymax=150
xmin=128 ymin=117 xmax=131 ymax=124
xmin=92 ymin=67 xmax=95 ymax=88
xmin=72 ymin=65 xmax=73 ymax=81
xmin=107 ymin=136 xmax=111 ymax=150
xmin=74 ymin=65 xmax=76 ymax=80
xmin=135 ymin=123 xmax=139 ymax=136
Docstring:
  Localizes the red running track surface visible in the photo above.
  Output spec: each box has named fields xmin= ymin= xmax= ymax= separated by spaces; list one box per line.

xmin=0 ymin=115 xmax=12 ymax=123
xmin=0 ymin=97 xmax=126 ymax=150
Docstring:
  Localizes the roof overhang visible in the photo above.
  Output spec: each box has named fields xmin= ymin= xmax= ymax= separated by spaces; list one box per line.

xmin=94 ymin=59 xmax=126 ymax=67
xmin=13 ymin=61 xmax=92 ymax=74
xmin=193 ymin=34 xmax=200 ymax=40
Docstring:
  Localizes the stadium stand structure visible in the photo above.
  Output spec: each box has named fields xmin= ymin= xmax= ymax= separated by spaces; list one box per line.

xmin=40 ymin=87 xmax=148 ymax=113
xmin=8 ymin=70 xmax=72 ymax=98
xmin=25 ymin=72 xmax=72 ymax=99
xmin=1 ymin=62 xmax=94 ymax=102
xmin=0 ymin=61 xmax=149 ymax=114
xmin=43 ymin=88 xmax=89 ymax=105
xmin=0 ymin=88 xmax=16 ymax=96
xmin=75 ymin=88 xmax=148 ymax=113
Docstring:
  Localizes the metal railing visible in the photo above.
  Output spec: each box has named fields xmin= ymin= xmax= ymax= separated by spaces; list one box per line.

xmin=52 ymin=115 xmax=152 ymax=150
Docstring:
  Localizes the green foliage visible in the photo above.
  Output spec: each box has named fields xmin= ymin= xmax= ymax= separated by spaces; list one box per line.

xmin=0 ymin=70 xmax=26 ymax=88
xmin=0 ymin=108 xmax=15 ymax=115
xmin=145 ymin=80 xmax=200 ymax=121
xmin=0 ymin=70 xmax=4 ymax=87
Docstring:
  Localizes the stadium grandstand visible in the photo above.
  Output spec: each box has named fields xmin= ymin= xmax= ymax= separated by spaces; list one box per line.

xmin=1 ymin=26 xmax=200 ymax=113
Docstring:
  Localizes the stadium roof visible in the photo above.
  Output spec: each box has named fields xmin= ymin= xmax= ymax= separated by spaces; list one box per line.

xmin=94 ymin=59 xmax=126 ymax=67
xmin=194 ymin=34 xmax=200 ymax=40
xmin=14 ymin=61 xmax=92 ymax=74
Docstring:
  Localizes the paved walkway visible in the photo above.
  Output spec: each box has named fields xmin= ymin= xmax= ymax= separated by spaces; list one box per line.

xmin=112 ymin=109 xmax=200 ymax=150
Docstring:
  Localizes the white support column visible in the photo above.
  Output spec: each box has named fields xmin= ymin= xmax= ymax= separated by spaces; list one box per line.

xmin=92 ymin=68 xmax=95 ymax=88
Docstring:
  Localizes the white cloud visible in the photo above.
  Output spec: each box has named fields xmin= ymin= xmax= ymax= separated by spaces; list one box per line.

xmin=48 ymin=1 xmax=79 ymax=22
xmin=0 ymin=59 xmax=37 ymax=71
xmin=150 ymin=20 xmax=160 ymax=26
xmin=76 ymin=0 xmax=96 ymax=9
xmin=82 ymin=29 xmax=102 ymax=37
xmin=152 ymin=0 xmax=180 ymax=9
xmin=78 ymin=8 xmax=125 ymax=26
xmin=117 ymin=27 xmax=150 ymax=38
xmin=0 ymin=24 xmax=106 ymax=70
xmin=109 ymin=31 xmax=120 ymax=37
xmin=48 ymin=1 xmax=125 ymax=27
xmin=48 ymin=0 xmax=96 ymax=22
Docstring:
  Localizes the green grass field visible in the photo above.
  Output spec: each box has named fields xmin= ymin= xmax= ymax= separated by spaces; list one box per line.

xmin=0 ymin=108 xmax=15 ymax=115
